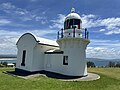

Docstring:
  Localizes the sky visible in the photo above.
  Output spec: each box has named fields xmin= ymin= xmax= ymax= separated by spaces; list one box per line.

xmin=0 ymin=0 xmax=120 ymax=59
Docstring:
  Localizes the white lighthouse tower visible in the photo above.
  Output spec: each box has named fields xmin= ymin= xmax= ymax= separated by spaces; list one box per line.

xmin=57 ymin=8 xmax=90 ymax=76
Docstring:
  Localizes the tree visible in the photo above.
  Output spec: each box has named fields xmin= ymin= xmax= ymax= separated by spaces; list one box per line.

xmin=87 ymin=61 xmax=96 ymax=67
xmin=115 ymin=62 xmax=120 ymax=67
xmin=108 ymin=61 xmax=115 ymax=67
xmin=2 ymin=62 xmax=8 ymax=67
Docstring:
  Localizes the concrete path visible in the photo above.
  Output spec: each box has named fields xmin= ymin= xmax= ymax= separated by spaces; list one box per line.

xmin=61 ymin=73 xmax=100 ymax=81
xmin=5 ymin=71 xmax=100 ymax=81
xmin=16 ymin=73 xmax=100 ymax=81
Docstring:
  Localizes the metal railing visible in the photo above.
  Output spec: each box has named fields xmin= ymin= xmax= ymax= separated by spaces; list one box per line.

xmin=57 ymin=28 xmax=89 ymax=39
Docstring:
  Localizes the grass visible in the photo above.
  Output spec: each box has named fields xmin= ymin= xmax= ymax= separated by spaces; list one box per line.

xmin=0 ymin=68 xmax=120 ymax=90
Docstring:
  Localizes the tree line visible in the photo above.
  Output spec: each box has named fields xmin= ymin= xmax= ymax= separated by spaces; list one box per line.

xmin=87 ymin=61 xmax=120 ymax=68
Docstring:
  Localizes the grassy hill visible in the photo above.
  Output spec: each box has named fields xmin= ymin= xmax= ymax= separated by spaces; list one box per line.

xmin=0 ymin=68 xmax=120 ymax=90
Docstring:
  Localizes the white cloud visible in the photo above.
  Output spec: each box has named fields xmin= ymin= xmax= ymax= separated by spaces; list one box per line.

xmin=35 ymin=16 xmax=48 ymax=24
xmin=105 ymin=27 xmax=120 ymax=35
xmin=99 ymin=29 xmax=105 ymax=32
xmin=100 ymin=18 xmax=120 ymax=27
xmin=82 ymin=14 xmax=97 ymax=28
xmin=86 ymin=39 xmax=120 ymax=59
xmin=0 ymin=29 xmax=57 ymax=55
xmin=26 ymin=29 xmax=56 ymax=37
xmin=49 ymin=14 xmax=65 ymax=29
xmin=82 ymin=15 xmax=120 ymax=35
xmin=0 ymin=30 xmax=20 ymax=55
xmin=0 ymin=19 xmax=11 ymax=25
xmin=91 ymin=39 xmax=120 ymax=47
xmin=86 ymin=47 xmax=120 ymax=59
xmin=0 ymin=2 xmax=15 ymax=10
xmin=50 ymin=13 xmax=120 ymax=35
xmin=0 ymin=2 xmax=48 ymax=24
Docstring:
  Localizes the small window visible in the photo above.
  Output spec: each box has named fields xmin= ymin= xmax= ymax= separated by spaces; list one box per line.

xmin=63 ymin=56 xmax=68 ymax=65
xmin=21 ymin=50 xmax=26 ymax=66
xmin=69 ymin=33 xmax=70 ymax=35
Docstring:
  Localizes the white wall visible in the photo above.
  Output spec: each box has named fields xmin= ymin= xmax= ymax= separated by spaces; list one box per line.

xmin=57 ymin=38 xmax=90 ymax=76
xmin=44 ymin=54 xmax=67 ymax=74
xmin=64 ymin=29 xmax=82 ymax=38
xmin=32 ymin=44 xmax=59 ymax=71
xmin=16 ymin=33 xmax=36 ymax=71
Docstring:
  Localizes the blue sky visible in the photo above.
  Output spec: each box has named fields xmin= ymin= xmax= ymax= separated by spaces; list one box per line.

xmin=0 ymin=0 xmax=120 ymax=59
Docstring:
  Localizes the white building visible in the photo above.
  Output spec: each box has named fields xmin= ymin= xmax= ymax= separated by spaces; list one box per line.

xmin=15 ymin=8 xmax=90 ymax=77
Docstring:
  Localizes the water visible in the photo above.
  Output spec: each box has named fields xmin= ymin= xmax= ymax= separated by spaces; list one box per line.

xmin=93 ymin=61 xmax=109 ymax=67
xmin=92 ymin=60 xmax=120 ymax=67
xmin=0 ymin=59 xmax=16 ymax=63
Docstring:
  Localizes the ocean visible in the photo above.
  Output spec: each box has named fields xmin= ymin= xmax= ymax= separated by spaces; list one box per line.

xmin=0 ymin=58 xmax=16 ymax=63
xmin=93 ymin=61 xmax=110 ymax=67
xmin=90 ymin=60 xmax=120 ymax=67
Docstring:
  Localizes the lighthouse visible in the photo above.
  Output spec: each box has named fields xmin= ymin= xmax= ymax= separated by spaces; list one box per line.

xmin=57 ymin=8 xmax=90 ymax=76
xmin=15 ymin=8 xmax=90 ymax=77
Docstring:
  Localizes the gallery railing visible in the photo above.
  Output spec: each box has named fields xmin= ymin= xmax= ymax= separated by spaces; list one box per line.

xmin=57 ymin=28 xmax=89 ymax=39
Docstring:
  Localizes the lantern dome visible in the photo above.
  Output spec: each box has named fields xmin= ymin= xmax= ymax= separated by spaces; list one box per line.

xmin=65 ymin=8 xmax=81 ymax=21
xmin=64 ymin=8 xmax=82 ymax=30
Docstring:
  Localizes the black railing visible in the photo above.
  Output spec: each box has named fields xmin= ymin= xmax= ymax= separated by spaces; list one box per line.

xmin=57 ymin=28 xmax=89 ymax=39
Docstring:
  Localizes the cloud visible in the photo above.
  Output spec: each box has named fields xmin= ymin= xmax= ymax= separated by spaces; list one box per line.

xmin=50 ymin=13 xmax=120 ymax=35
xmin=82 ymin=15 xmax=120 ymax=35
xmin=86 ymin=39 xmax=120 ymax=59
xmin=90 ymin=39 xmax=120 ymax=48
xmin=0 ymin=2 xmax=48 ymax=24
xmin=0 ymin=29 xmax=57 ymax=55
xmin=82 ymin=14 xmax=98 ymax=28
xmin=26 ymin=29 xmax=57 ymax=37
xmin=99 ymin=29 xmax=105 ymax=32
xmin=87 ymin=47 xmax=120 ymax=59
xmin=0 ymin=30 xmax=20 ymax=55
xmin=0 ymin=19 xmax=11 ymax=25
xmin=35 ymin=16 xmax=48 ymax=24
xmin=49 ymin=14 xmax=65 ymax=29
xmin=0 ymin=2 xmax=15 ymax=10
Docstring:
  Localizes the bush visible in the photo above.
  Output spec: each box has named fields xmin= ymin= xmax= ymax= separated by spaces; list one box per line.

xmin=87 ymin=61 xmax=96 ymax=67
xmin=115 ymin=62 xmax=120 ymax=67
xmin=0 ymin=62 xmax=8 ymax=67
xmin=108 ymin=61 xmax=115 ymax=67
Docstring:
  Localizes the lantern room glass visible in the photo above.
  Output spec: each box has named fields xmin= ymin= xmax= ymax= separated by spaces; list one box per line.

xmin=64 ymin=19 xmax=81 ymax=30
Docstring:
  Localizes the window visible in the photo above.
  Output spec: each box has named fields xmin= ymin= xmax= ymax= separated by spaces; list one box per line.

xmin=63 ymin=56 xmax=68 ymax=65
xmin=21 ymin=50 xmax=26 ymax=66
xmin=64 ymin=19 xmax=81 ymax=29
xmin=74 ymin=19 xmax=80 ymax=25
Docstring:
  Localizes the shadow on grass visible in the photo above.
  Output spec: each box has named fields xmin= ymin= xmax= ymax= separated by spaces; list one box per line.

xmin=4 ymin=70 xmax=85 ymax=80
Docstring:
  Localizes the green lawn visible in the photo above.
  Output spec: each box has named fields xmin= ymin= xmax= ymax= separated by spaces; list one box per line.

xmin=0 ymin=68 xmax=120 ymax=90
